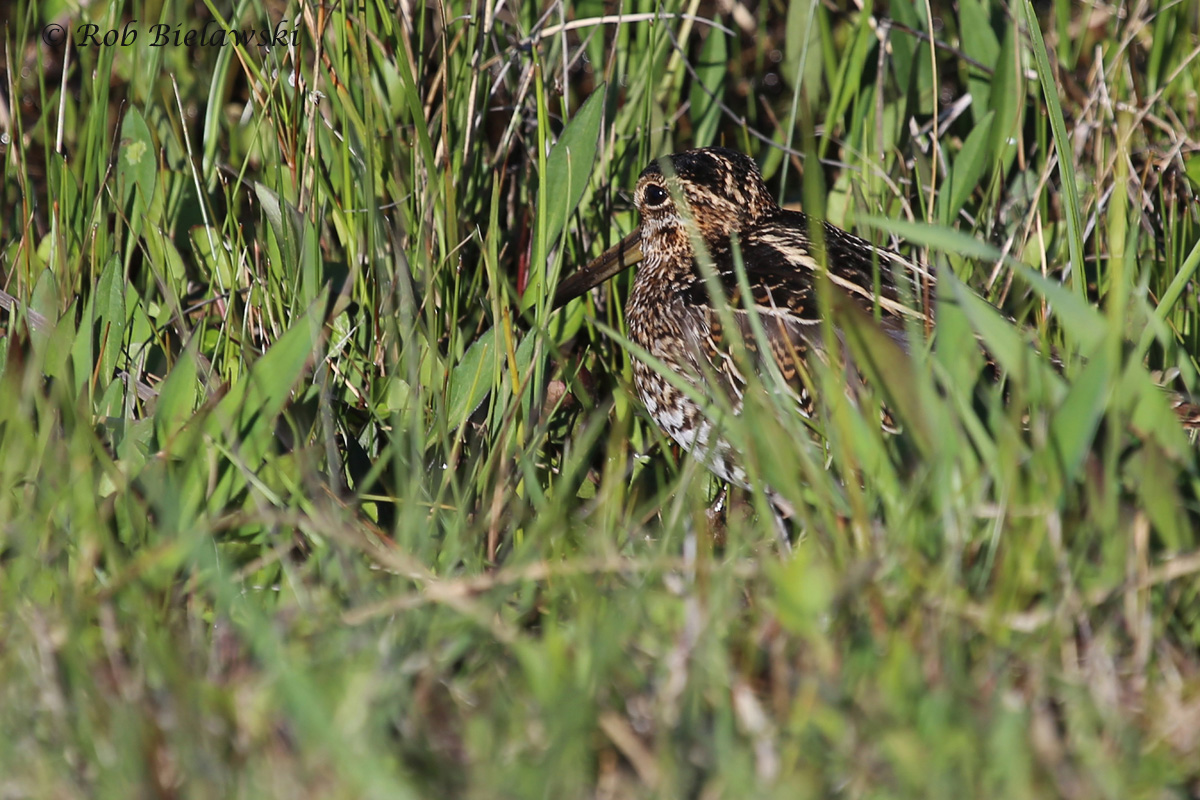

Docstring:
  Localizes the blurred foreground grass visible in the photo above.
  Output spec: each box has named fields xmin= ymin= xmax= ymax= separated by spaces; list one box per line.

xmin=2 ymin=0 xmax=1200 ymax=796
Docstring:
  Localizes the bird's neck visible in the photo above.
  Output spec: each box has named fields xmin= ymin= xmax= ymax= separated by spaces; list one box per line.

xmin=626 ymin=247 xmax=693 ymax=341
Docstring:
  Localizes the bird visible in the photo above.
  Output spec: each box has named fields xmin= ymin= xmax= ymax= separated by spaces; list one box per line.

xmin=552 ymin=146 xmax=1199 ymax=494
xmin=554 ymin=146 xmax=937 ymax=490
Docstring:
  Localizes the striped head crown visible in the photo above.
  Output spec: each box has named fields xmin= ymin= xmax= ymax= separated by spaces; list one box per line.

xmin=633 ymin=147 xmax=779 ymax=261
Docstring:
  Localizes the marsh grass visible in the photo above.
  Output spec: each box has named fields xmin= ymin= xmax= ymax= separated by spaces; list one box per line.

xmin=2 ymin=0 xmax=1199 ymax=796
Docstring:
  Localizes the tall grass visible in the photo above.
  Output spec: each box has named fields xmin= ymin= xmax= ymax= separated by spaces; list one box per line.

xmin=1 ymin=0 xmax=1199 ymax=796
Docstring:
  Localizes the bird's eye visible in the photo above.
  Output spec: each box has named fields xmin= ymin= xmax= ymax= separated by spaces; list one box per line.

xmin=643 ymin=184 xmax=669 ymax=208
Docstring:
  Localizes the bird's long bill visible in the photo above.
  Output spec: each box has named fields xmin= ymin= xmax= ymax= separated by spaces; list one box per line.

xmin=552 ymin=230 xmax=643 ymax=309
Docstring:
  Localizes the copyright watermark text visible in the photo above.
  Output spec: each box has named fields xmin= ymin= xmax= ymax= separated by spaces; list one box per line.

xmin=41 ymin=19 xmax=299 ymax=48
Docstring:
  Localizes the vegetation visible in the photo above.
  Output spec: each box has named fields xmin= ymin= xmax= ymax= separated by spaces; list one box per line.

xmin=1 ymin=0 xmax=1198 ymax=796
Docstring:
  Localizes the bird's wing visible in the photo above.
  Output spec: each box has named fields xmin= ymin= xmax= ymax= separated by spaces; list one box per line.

xmin=679 ymin=211 xmax=931 ymax=417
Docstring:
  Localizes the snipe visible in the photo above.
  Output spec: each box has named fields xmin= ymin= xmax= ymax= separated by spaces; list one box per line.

xmin=555 ymin=146 xmax=933 ymax=489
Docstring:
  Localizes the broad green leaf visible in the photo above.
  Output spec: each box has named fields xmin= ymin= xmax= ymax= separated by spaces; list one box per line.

xmin=857 ymin=216 xmax=1102 ymax=355
xmin=155 ymin=349 xmax=199 ymax=448
xmin=28 ymin=266 xmax=58 ymax=342
xmin=987 ymin=22 xmax=1023 ymax=177
xmin=784 ymin=0 xmax=822 ymax=107
xmin=190 ymin=226 xmax=237 ymax=290
xmin=377 ymin=377 xmax=413 ymax=416
xmin=890 ymin=0 xmax=933 ymax=113
xmin=525 ymin=85 xmax=605 ymax=311
xmin=931 ymin=290 xmax=996 ymax=472
xmin=1138 ymin=236 xmax=1200 ymax=358
xmin=820 ymin=8 xmax=875 ymax=160
xmin=95 ymin=255 xmax=126 ymax=386
xmin=858 ymin=215 xmax=1004 ymax=261
xmin=887 ymin=0 xmax=918 ymax=93
xmin=938 ymin=111 xmax=994 ymax=225
xmin=690 ymin=31 xmax=727 ymax=146
xmin=1009 ymin=263 xmax=1106 ymax=351
xmin=1049 ymin=350 xmax=1110 ymax=481
xmin=934 ymin=287 xmax=987 ymax=397
xmin=830 ymin=283 xmax=936 ymax=456
xmin=959 ymin=0 xmax=1000 ymax=120
xmin=944 ymin=270 xmax=1062 ymax=404
xmin=208 ymin=294 xmax=326 ymax=469
xmin=541 ymin=85 xmax=605 ymax=250
xmin=70 ymin=290 xmax=95 ymax=395
xmin=1117 ymin=360 xmax=1190 ymax=462
xmin=42 ymin=301 xmax=77 ymax=389
xmin=143 ymin=225 xmax=189 ymax=290
xmin=516 ymin=326 xmax=537 ymax=371
xmin=487 ymin=326 xmax=544 ymax=431
xmin=252 ymin=180 xmax=320 ymax=306
xmin=253 ymin=178 xmax=302 ymax=248
xmin=117 ymin=107 xmax=156 ymax=210
xmin=447 ymin=327 xmax=497 ymax=430
xmin=1130 ymin=443 xmax=1185 ymax=550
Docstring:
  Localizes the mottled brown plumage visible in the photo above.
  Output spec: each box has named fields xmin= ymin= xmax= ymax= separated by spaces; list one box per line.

xmin=556 ymin=147 xmax=933 ymax=487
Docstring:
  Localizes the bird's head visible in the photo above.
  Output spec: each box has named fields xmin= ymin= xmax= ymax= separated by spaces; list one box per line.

xmin=634 ymin=147 xmax=778 ymax=263
xmin=551 ymin=147 xmax=779 ymax=309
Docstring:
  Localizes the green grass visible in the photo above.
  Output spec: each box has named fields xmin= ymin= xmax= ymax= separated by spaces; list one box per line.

xmin=2 ymin=0 xmax=1200 ymax=796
